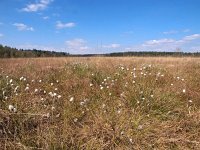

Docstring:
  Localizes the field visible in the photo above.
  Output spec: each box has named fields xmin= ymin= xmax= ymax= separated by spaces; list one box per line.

xmin=0 ymin=57 xmax=200 ymax=150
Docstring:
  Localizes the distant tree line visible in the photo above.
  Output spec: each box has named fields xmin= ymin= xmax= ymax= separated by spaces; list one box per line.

xmin=104 ymin=51 xmax=200 ymax=57
xmin=70 ymin=51 xmax=200 ymax=57
xmin=0 ymin=44 xmax=69 ymax=58
xmin=0 ymin=44 xmax=200 ymax=58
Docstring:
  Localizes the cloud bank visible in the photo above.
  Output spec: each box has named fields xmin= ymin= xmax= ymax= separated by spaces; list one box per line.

xmin=22 ymin=0 xmax=53 ymax=12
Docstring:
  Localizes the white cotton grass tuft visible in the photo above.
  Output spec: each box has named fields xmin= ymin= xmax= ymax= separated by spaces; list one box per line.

xmin=34 ymin=89 xmax=38 ymax=93
xmin=51 ymin=106 xmax=55 ymax=111
xmin=188 ymin=100 xmax=193 ymax=103
xmin=49 ymin=92 xmax=54 ymax=97
xmin=137 ymin=125 xmax=143 ymax=130
xmin=129 ymin=138 xmax=133 ymax=143
xmin=102 ymin=103 xmax=106 ymax=108
xmin=117 ymin=110 xmax=121 ymax=114
xmin=8 ymin=105 xmax=14 ymax=111
xmin=25 ymin=86 xmax=29 ymax=91
xmin=9 ymin=79 xmax=13 ymax=83
xmin=73 ymin=118 xmax=78 ymax=122
xmin=69 ymin=97 xmax=74 ymax=102
xmin=183 ymin=89 xmax=186 ymax=93
xmin=80 ymin=101 xmax=85 ymax=106
xmin=14 ymin=86 xmax=19 ymax=93
xmin=20 ymin=76 xmax=24 ymax=81
xmin=8 ymin=105 xmax=17 ymax=113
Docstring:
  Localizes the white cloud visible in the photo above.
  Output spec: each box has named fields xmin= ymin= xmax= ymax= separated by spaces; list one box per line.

xmin=163 ymin=29 xmax=191 ymax=35
xmin=56 ymin=21 xmax=76 ymax=29
xmin=65 ymin=38 xmax=86 ymax=47
xmin=190 ymin=46 xmax=200 ymax=51
xmin=103 ymin=43 xmax=121 ymax=48
xmin=52 ymin=13 xmax=60 ymax=17
xmin=163 ymin=30 xmax=178 ymax=35
xmin=13 ymin=23 xmax=34 ymax=31
xmin=183 ymin=29 xmax=190 ymax=33
xmin=183 ymin=34 xmax=200 ymax=41
xmin=0 ymin=33 xmax=3 ymax=37
xmin=42 ymin=16 xmax=49 ymax=20
xmin=80 ymin=46 xmax=89 ymax=50
xmin=143 ymin=39 xmax=175 ymax=46
xmin=137 ymin=34 xmax=200 ymax=51
xmin=65 ymin=38 xmax=89 ymax=52
xmin=22 ymin=0 xmax=53 ymax=12
xmin=125 ymin=47 xmax=132 ymax=51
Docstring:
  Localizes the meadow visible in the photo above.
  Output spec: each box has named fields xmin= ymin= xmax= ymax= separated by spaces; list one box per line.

xmin=0 ymin=57 xmax=200 ymax=150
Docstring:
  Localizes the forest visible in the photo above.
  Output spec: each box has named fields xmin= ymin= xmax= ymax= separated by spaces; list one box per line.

xmin=0 ymin=44 xmax=200 ymax=58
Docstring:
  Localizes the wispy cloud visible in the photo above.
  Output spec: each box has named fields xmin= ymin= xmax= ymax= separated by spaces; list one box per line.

xmin=0 ymin=33 xmax=4 ymax=37
xmin=121 ymin=31 xmax=134 ymax=37
xmin=0 ymin=22 xmax=3 ymax=25
xmin=13 ymin=23 xmax=34 ymax=31
xmin=163 ymin=29 xmax=191 ymax=35
xmin=103 ymin=43 xmax=121 ymax=48
xmin=143 ymin=39 xmax=175 ymax=46
xmin=21 ymin=0 xmax=53 ymax=12
xmin=65 ymin=38 xmax=89 ymax=52
xmin=140 ymin=34 xmax=200 ymax=51
xmin=182 ymin=34 xmax=200 ymax=41
xmin=56 ymin=21 xmax=76 ymax=29
xmin=52 ymin=13 xmax=60 ymax=17
xmin=163 ymin=30 xmax=178 ymax=35
xmin=42 ymin=16 xmax=49 ymax=20
xmin=183 ymin=29 xmax=190 ymax=33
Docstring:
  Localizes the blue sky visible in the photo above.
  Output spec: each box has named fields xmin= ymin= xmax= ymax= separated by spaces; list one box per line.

xmin=0 ymin=0 xmax=200 ymax=54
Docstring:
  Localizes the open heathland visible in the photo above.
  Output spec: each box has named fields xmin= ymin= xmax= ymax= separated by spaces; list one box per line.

xmin=0 ymin=57 xmax=200 ymax=149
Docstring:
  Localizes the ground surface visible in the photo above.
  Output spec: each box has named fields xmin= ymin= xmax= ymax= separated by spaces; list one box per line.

xmin=0 ymin=57 xmax=200 ymax=149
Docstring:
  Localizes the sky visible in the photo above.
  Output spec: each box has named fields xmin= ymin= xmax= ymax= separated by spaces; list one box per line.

xmin=0 ymin=0 xmax=200 ymax=54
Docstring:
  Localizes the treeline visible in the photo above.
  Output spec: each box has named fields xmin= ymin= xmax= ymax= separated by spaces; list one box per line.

xmin=0 ymin=45 xmax=69 ymax=58
xmin=70 ymin=51 xmax=200 ymax=57
xmin=104 ymin=51 xmax=200 ymax=57
xmin=0 ymin=44 xmax=200 ymax=58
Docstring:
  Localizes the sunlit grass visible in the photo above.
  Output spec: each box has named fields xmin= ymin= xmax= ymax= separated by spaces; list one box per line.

xmin=0 ymin=57 xmax=200 ymax=149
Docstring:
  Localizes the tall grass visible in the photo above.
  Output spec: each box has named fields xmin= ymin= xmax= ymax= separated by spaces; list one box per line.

xmin=0 ymin=57 xmax=200 ymax=149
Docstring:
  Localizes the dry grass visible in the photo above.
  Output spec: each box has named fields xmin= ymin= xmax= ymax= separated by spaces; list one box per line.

xmin=0 ymin=57 xmax=200 ymax=150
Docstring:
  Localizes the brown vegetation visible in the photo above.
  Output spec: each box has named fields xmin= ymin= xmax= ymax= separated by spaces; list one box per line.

xmin=0 ymin=57 xmax=200 ymax=149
